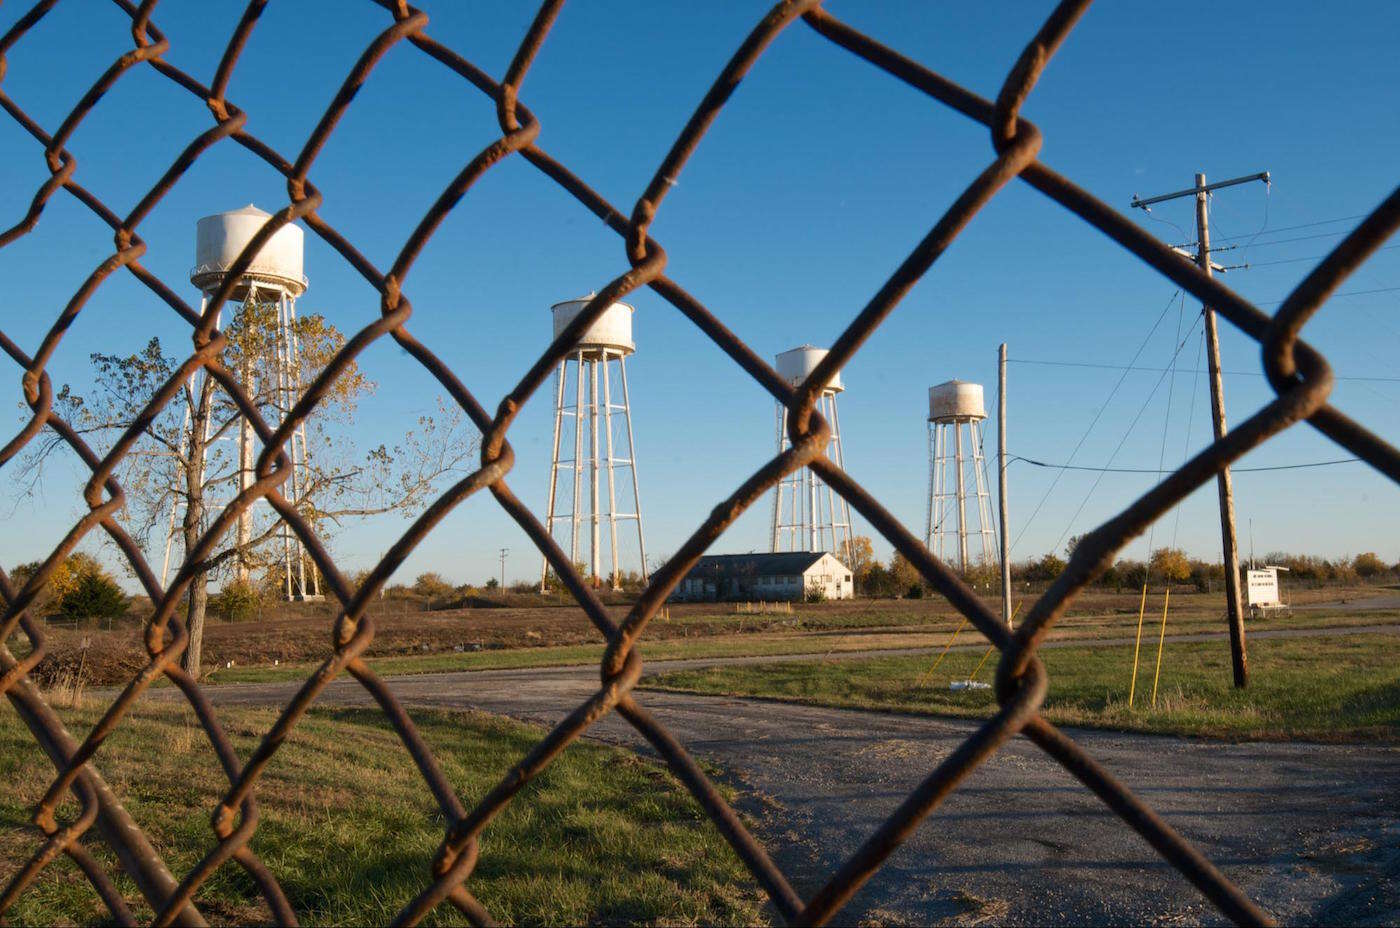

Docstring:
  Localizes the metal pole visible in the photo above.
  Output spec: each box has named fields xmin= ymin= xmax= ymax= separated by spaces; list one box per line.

xmin=1196 ymin=172 xmax=1248 ymax=687
xmin=571 ymin=350 xmax=584 ymax=570
xmin=618 ymin=354 xmax=648 ymax=581
xmin=541 ymin=361 xmax=566 ymax=591
xmin=589 ymin=356 xmax=601 ymax=585
xmin=998 ymin=343 xmax=1012 ymax=627
xmin=828 ymin=392 xmax=853 ymax=563
xmin=601 ymin=352 xmax=620 ymax=588
xmin=925 ymin=421 xmax=936 ymax=553
xmin=771 ymin=404 xmax=784 ymax=552
xmin=954 ymin=420 xmax=968 ymax=572
xmin=499 ymin=547 xmax=508 ymax=589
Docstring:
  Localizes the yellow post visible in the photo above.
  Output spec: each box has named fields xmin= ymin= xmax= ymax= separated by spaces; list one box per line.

xmin=1150 ymin=586 xmax=1172 ymax=707
xmin=915 ymin=616 xmax=967 ymax=688
xmin=1128 ymin=581 xmax=1148 ymax=708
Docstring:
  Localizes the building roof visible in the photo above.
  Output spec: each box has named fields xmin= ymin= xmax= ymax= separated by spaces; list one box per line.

xmin=684 ymin=551 xmax=840 ymax=579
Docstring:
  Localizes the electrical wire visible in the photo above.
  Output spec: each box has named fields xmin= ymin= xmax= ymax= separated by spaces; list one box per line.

xmin=1052 ymin=304 xmax=1204 ymax=554
xmin=1007 ymin=357 xmax=1400 ymax=384
xmin=1009 ymin=290 xmax=1181 ymax=554
xmin=1240 ymin=242 xmax=1400 ymax=269
xmin=1010 ymin=455 xmax=1359 ymax=474
xmin=1171 ymin=212 xmax=1369 ymax=249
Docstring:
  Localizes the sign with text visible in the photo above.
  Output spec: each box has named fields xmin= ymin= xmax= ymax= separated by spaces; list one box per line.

xmin=1246 ymin=569 xmax=1280 ymax=607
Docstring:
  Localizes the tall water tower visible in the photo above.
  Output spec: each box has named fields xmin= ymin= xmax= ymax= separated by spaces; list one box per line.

xmin=160 ymin=204 xmax=320 ymax=600
xmin=540 ymin=296 xmax=648 ymax=591
xmin=926 ymin=380 xmax=995 ymax=573
xmin=769 ymin=345 xmax=853 ymax=563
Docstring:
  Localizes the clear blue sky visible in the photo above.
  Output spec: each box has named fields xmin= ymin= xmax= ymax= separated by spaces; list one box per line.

xmin=3 ymin=1 xmax=1398 ymax=588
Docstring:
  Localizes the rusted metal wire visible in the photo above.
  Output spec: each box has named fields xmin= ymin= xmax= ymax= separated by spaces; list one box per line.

xmin=0 ymin=1 xmax=1394 ymax=925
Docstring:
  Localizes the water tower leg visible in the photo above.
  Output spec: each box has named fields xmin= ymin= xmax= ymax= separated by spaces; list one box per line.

xmin=589 ymin=357 xmax=601 ymax=586
xmin=601 ymin=352 xmax=621 ymax=589
xmin=771 ymin=404 xmax=784 ymax=552
xmin=571 ymin=351 xmax=585 ymax=571
xmin=955 ymin=422 xmax=968 ymax=573
xmin=828 ymin=393 xmax=854 ymax=564
xmin=618 ymin=354 xmax=648 ymax=582
xmin=925 ymin=422 xmax=936 ymax=553
xmin=541 ymin=361 xmax=566 ymax=592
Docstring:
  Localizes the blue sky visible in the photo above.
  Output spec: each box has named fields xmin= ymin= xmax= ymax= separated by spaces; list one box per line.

xmin=3 ymin=1 xmax=1398 ymax=588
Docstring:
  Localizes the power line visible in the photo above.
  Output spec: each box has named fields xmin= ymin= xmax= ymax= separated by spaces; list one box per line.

xmin=1171 ymin=212 xmax=1369 ymax=248
xmin=1008 ymin=357 xmax=1400 ymax=384
xmin=1241 ymin=242 xmax=1400 ymax=268
xmin=1011 ymin=455 xmax=1359 ymax=474
xmin=1052 ymin=309 xmax=1205 ymax=554
xmin=1010 ymin=290 xmax=1182 ymax=554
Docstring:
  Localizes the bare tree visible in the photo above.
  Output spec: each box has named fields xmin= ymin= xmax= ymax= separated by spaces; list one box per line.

xmin=32 ymin=298 xmax=476 ymax=676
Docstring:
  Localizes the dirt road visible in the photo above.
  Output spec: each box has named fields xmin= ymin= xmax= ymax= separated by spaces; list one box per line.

xmin=190 ymin=650 xmax=1400 ymax=926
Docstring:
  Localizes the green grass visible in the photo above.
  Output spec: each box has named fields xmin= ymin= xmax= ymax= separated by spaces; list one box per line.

xmin=642 ymin=632 xmax=1400 ymax=741
xmin=0 ymin=703 xmax=767 ymax=925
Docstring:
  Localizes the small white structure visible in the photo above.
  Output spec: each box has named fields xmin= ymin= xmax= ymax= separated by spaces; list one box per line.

xmin=926 ymin=380 xmax=996 ymax=573
xmin=162 ymin=205 xmax=319 ymax=601
xmin=770 ymin=345 xmax=853 ymax=564
xmin=673 ymin=552 xmax=853 ymax=602
xmin=541 ymin=295 xmax=647 ymax=590
xmin=1246 ymin=565 xmax=1290 ymax=616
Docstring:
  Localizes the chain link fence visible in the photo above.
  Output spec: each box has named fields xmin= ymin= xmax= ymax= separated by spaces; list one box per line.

xmin=1 ymin=0 xmax=1397 ymax=924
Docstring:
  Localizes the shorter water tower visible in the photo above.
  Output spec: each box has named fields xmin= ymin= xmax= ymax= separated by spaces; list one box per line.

xmin=926 ymin=380 xmax=995 ymax=573
xmin=769 ymin=345 xmax=853 ymax=563
xmin=159 ymin=205 xmax=320 ymax=601
xmin=540 ymin=295 xmax=648 ymax=590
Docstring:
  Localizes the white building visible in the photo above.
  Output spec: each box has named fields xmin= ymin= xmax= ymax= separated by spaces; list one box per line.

xmin=673 ymin=551 xmax=854 ymax=602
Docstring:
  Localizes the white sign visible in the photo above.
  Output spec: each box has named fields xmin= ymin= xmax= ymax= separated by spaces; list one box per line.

xmin=1246 ymin=569 xmax=1280 ymax=607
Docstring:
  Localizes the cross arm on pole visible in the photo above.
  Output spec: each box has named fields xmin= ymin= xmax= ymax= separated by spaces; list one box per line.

xmin=1130 ymin=171 xmax=1269 ymax=210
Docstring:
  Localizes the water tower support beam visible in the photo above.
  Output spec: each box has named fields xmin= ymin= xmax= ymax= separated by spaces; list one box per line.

xmin=618 ymin=353 xmax=648 ymax=581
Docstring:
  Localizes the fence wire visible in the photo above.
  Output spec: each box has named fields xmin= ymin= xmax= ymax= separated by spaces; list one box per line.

xmin=1 ymin=1 xmax=1397 ymax=925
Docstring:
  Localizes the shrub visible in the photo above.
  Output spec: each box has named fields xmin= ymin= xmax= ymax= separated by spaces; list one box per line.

xmin=904 ymin=583 xmax=924 ymax=600
xmin=804 ymin=583 xmax=826 ymax=604
xmin=210 ymin=581 xmax=263 ymax=622
xmin=413 ymin=572 xmax=455 ymax=599
xmin=1353 ymin=552 xmax=1387 ymax=579
xmin=58 ymin=571 xmax=127 ymax=625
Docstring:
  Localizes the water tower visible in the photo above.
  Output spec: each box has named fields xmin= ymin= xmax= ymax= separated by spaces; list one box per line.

xmin=540 ymin=296 xmax=648 ymax=591
xmin=160 ymin=205 xmax=319 ymax=600
xmin=769 ymin=345 xmax=853 ymax=563
xmin=926 ymin=380 xmax=995 ymax=573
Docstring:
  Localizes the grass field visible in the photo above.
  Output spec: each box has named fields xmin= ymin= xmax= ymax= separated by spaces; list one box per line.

xmin=28 ymin=586 xmax=1397 ymax=687
xmin=641 ymin=631 xmax=1400 ymax=741
xmin=0 ymin=703 xmax=765 ymax=925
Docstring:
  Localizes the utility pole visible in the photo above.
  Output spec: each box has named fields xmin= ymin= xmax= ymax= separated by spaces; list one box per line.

xmin=1131 ymin=170 xmax=1267 ymax=688
xmin=499 ymin=547 xmax=509 ymax=590
xmin=998 ymin=343 xmax=1012 ymax=628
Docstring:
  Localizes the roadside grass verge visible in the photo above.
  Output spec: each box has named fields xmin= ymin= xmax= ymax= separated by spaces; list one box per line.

xmin=641 ymin=632 xmax=1400 ymax=741
xmin=0 ymin=703 xmax=766 ymax=925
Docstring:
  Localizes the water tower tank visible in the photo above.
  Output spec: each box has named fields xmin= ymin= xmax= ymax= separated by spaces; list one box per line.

xmin=776 ymin=345 xmax=843 ymax=394
xmin=551 ymin=296 xmax=635 ymax=357
xmin=191 ymin=204 xmax=306 ymax=297
xmin=928 ymin=380 xmax=986 ymax=422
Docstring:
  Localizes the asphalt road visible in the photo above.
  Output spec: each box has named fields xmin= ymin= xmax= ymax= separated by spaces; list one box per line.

xmin=189 ymin=637 xmax=1400 ymax=927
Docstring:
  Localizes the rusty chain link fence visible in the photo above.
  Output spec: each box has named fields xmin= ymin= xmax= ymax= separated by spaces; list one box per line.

xmin=1 ymin=0 xmax=1397 ymax=924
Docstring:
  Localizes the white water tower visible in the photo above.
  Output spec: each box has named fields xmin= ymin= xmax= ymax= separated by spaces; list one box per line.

xmin=769 ymin=345 xmax=853 ymax=563
xmin=540 ymin=296 xmax=648 ymax=590
xmin=926 ymin=380 xmax=995 ymax=573
xmin=161 ymin=205 xmax=319 ymax=601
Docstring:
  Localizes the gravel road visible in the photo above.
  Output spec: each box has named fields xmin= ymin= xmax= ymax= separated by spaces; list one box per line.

xmin=187 ymin=642 xmax=1400 ymax=926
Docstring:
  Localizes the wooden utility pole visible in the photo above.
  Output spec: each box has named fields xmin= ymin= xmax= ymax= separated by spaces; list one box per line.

xmin=998 ymin=343 xmax=1012 ymax=628
xmin=1131 ymin=170 xmax=1267 ymax=688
